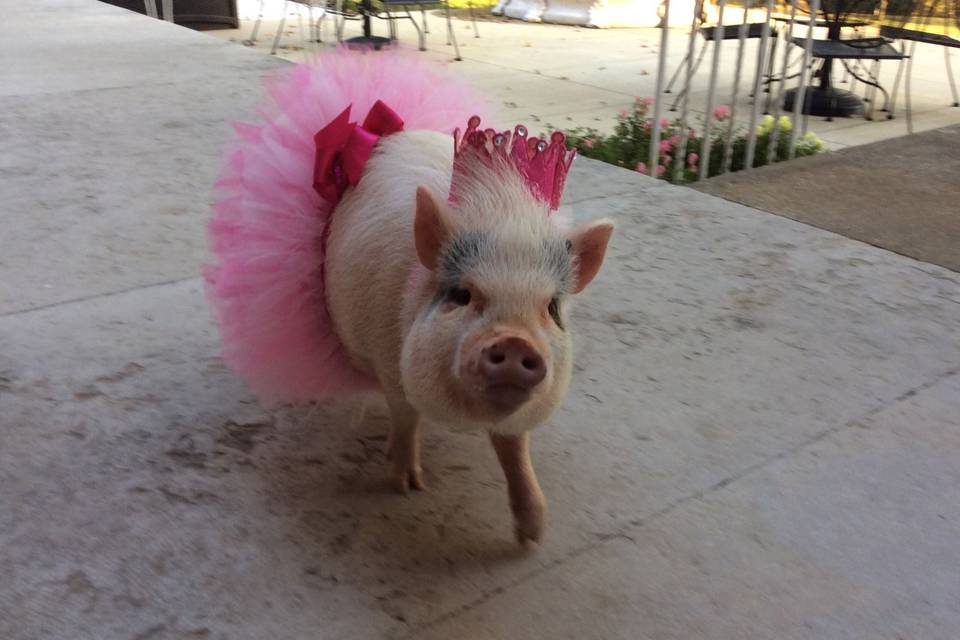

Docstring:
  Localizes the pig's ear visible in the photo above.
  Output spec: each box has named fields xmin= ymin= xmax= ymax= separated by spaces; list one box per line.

xmin=568 ymin=219 xmax=614 ymax=294
xmin=415 ymin=186 xmax=453 ymax=271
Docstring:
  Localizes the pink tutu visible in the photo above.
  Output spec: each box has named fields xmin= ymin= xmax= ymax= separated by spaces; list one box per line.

xmin=205 ymin=50 xmax=491 ymax=404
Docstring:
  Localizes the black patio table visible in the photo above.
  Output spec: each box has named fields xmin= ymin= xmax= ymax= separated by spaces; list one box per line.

xmin=783 ymin=37 xmax=907 ymax=117
xmin=772 ymin=15 xmax=869 ymax=29
xmin=762 ymin=15 xmax=868 ymax=112
xmin=345 ymin=0 xmax=393 ymax=49
xmin=777 ymin=0 xmax=892 ymax=117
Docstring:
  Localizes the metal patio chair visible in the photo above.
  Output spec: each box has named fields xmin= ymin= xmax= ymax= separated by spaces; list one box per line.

xmin=879 ymin=0 xmax=960 ymax=129
xmin=664 ymin=21 xmax=772 ymax=110
xmin=380 ymin=0 xmax=480 ymax=58
xmin=245 ymin=0 xmax=329 ymax=54
xmin=251 ymin=0 xmax=477 ymax=60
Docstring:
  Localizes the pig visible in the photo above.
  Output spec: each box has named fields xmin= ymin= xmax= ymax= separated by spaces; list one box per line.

xmin=324 ymin=127 xmax=613 ymax=544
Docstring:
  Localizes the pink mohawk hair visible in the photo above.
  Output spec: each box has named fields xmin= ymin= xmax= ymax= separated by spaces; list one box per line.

xmin=450 ymin=116 xmax=576 ymax=212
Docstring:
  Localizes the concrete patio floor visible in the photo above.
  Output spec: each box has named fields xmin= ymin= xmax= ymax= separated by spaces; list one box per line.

xmin=207 ymin=0 xmax=960 ymax=150
xmin=2 ymin=2 xmax=960 ymax=639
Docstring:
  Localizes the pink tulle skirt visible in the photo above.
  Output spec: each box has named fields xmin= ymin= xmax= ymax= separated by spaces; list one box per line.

xmin=205 ymin=50 xmax=490 ymax=404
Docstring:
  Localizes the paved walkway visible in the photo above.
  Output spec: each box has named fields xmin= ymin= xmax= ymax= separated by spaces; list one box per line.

xmin=2 ymin=2 xmax=959 ymax=639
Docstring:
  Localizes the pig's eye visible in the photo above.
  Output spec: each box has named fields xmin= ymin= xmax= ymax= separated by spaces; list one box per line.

xmin=548 ymin=297 xmax=563 ymax=329
xmin=447 ymin=287 xmax=472 ymax=306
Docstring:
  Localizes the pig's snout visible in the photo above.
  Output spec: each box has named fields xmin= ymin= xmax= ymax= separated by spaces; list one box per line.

xmin=479 ymin=337 xmax=546 ymax=412
xmin=481 ymin=337 xmax=546 ymax=389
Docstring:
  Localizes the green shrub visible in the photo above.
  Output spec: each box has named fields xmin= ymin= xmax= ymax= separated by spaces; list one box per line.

xmin=558 ymin=99 xmax=826 ymax=184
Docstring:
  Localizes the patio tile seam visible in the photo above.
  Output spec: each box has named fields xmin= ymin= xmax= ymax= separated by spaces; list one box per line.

xmin=458 ymin=56 xmax=641 ymax=101
xmin=625 ymin=365 xmax=960 ymax=529
xmin=399 ymin=365 xmax=959 ymax=637
xmin=395 ymin=532 xmax=634 ymax=639
xmin=0 ymin=186 xmax=656 ymax=319
xmin=537 ymin=74 xmax=657 ymax=101
xmin=0 ymin=42 xmax=276 ymax=100
xmin=563 ymin=185 xmax=662 ymax=205
xmin=813 ymin=105 xmax=958 ymax=142
xmin=0 ymin=276 xmax=201 ymax=320
xmin=0 ymin=80 xmax=183 ymax=102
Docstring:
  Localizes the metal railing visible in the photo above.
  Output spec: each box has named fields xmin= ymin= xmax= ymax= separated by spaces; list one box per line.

xmin=647 ymin=0 xmax=826 ymax=180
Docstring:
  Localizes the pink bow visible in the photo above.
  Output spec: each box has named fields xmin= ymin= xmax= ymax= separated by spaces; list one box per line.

xmin=313 ymin=100 xmax=405 ymax=206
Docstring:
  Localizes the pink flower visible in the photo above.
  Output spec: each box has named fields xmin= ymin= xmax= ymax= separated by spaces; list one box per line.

xmin=583 ymin=138 xmax=595 ymax=149
xmin=635 ymin=96 xmax=654 ymax=106
xmin=661 ymin=154 xmax=672 ymax=166
xmin=656 ymin=165 xmax=667 ymax=177
xmin=660 ymin=118 xmax=671 ymax=128
xmin=618 ymin=108 xmax=629 ymax=118
xmin=642 ymin=121 xmax=652 ymax=130
xmin=669 ymin=134 xmax=681 ymax=147
xmin=712 ymin=104 xmax=731 ymax=120
xmin=687 ymin=152 xmax=699 ymax=167
xmin=635 ymin=161 xmax=647 ymax=173
xmin=659 ymin=139 xmax=672 ymax=153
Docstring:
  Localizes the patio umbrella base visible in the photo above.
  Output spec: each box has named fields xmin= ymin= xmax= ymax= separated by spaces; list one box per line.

xmin=783 ymin=87 xmax=864 ymax=118
xmin=344 ymin=35 xmax=393 ymax=51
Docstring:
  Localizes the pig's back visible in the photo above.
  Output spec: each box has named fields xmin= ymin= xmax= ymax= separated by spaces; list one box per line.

xmin=324 ymin=129 xmax=452 ymax=385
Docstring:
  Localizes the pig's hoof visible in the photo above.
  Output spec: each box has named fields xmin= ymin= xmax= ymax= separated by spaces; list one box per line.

xmin=391 ymin=466 xmax=426 ymax=494
xmin=513 ymin=505 xmax=545 ymax=546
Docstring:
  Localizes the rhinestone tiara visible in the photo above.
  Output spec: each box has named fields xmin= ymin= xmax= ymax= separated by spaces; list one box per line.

xmin=450 ymin=116 xmax=576 ymax=212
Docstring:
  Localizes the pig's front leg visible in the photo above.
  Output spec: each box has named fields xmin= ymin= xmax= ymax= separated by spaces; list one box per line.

xmin=385 ymin=397 xmax=425 ymax=493
xmin=490 ymin=432 xmax=546 ymax=545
